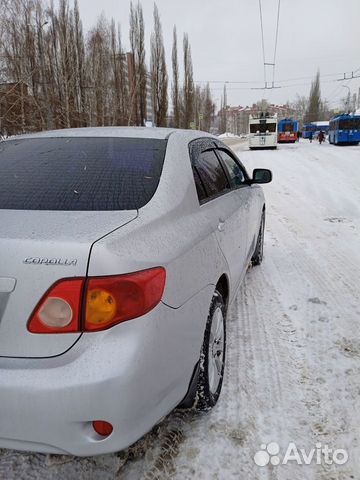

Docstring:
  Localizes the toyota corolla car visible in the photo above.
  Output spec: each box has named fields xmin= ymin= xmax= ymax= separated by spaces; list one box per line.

xmin=0 ymin=127 xmax=271 ymax=456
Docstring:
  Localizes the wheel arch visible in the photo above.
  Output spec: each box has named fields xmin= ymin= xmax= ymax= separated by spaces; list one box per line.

xmin=216 ymin=274 xmax=230 ymax=310
xmin=178 ymin=274 xmax=229 ymax=409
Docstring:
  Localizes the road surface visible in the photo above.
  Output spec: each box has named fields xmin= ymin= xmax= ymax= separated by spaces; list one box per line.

xmin=1 ymin=139 xmax=359 ymax=479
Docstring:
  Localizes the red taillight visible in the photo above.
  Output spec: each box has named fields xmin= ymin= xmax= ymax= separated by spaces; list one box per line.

xmin=92 ymin=420 xmax=113 ymax=437
xmin=27 ymin=268 xmax=166 ymax=334
xmin=27 ymin=278 xmax=84 ymax=333
xmin=84 ymin=267 xmax=166 ymax=332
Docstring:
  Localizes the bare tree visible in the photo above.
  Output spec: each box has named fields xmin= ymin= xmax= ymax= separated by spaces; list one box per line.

xmin=171 ymin=26 xmax=180 ymax=128
xmin=129 ymin=1 xmax=146 ymax=125
xmin=150 ymin=3 xmax=167 ymax=127
xmin=190 ymin=81 xmax=215 ymax=132
xmin=305 ymin=70 xmax=321 ymax=123
xmin=0 ymin=0 xmax=205 ymax=135
xmin=193 ymin=84 xmax=202 ymax=129
xmin=110 ymin=19 xmax=121 ymax=125
xmin=117 ymin=26 xmax=129 ymax=124
xmin=291 ymin=95 xmax=308 ymax=125
xmin=73 ymin=0 xmax=86 ymax=126
xmin=202 ymin=82 xmax=215 ymax=132
xmin=182 ymin=33 xmax=194 ymax=129
xmin=87 ymin=15 xmax=112 ymax=126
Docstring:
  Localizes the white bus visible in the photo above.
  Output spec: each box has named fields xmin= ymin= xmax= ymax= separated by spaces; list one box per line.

xmin=248 ymin=113 xmax=277 ymax=149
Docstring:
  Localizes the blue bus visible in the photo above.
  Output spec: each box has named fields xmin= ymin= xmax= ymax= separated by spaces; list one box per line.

xmin=329 ymin=114 xmax=360 ymax=145
xmin=278 ymin=118 xmax=299 ymax=143
xmin=302 ymin=123 xmax=316 ymax=139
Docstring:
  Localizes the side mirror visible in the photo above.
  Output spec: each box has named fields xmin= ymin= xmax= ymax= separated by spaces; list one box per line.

xmin=251 ymin=168 xmax=272 ymax=184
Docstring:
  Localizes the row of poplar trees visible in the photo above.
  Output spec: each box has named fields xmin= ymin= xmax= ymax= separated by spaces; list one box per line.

xmin=0 ymin=0 xmax=215 ymax=135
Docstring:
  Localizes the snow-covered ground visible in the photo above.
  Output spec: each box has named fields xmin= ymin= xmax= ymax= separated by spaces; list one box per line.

xmin=0 ymin=140 xmax=359 ymax=479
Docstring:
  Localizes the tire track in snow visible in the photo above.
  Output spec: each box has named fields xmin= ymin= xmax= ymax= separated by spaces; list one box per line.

xmin=237 ymin=263 xmax=313 ymax=480
xmin=256 ymin=155 xmax=360 ymax=479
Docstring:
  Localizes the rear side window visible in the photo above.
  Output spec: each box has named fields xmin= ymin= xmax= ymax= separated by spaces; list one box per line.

xmin=0 ymin=137 xmax=167 ymax=210
xmin=196 ymin=150 xmax=229 ymax=199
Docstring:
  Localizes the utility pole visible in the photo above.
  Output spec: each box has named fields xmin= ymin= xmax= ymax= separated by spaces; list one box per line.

xmin=342 ymin=85 xmax=350 ymax=113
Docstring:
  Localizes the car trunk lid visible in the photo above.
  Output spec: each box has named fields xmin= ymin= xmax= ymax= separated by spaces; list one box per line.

xmin=0 ymin=209 xmax=137 ymax=358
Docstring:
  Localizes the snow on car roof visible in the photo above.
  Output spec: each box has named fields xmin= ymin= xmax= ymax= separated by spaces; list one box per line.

xmin=11 ymin=126 xmax=216 ymax=141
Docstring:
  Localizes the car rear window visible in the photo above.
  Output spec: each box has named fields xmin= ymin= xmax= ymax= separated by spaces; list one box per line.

xmin=0 ymin=137 xmax=167 ymax=210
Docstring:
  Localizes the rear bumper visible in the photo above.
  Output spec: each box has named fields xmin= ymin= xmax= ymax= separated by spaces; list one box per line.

xmin=278 ymin=133 xmax=297 ymax=143
xmin=249 ymin=135 xmax=277 ymax=148
xmin=0 ymin=286 xmax=213 ymax=456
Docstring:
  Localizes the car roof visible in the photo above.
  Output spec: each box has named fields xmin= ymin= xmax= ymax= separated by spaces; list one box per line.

xmin=11 ymin=126 xmax=217 ymax=141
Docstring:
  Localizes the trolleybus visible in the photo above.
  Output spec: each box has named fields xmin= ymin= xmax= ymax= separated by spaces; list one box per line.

xmin=329 ymin=114 xmax=360 ymax=145
xmin=302 ymin=123 xmax=316 ymax=139
xmin=278 ymin=118 xmax=299 ymax=143
xmin=248 ymin=113 xmax=277 ymax=149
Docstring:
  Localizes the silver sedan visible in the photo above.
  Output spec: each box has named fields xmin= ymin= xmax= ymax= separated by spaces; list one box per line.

xmin=0 ymin=127 xmax=271 ymax=455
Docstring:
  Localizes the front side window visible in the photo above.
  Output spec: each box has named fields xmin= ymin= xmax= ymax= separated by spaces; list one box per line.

xmin=217 ymin=150 xmax=246 ymax=187
xmin=0 ymin=137 xmax=167 ymax=210
xmin=195 ymin=150 xmax=229 ymax=200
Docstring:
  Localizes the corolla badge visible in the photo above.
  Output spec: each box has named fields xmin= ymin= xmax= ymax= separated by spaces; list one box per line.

xmin=23 ymin=257 xmax=78 ymax=266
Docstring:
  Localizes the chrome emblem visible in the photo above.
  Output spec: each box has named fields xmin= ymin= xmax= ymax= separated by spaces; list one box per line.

xmin=23 ymin=257 xmax=78 ymax=266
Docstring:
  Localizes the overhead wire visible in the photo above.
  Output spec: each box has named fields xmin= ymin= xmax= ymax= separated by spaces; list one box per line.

xmin=194 ymin=69 xmax=360 ymax=85
xmin=271 ymin=0 xmax=281 ymax=86
xmin=258 ymin=0 xmax=267 ymax=87
xmin=205 ymin=77 xmax=357 ymax=91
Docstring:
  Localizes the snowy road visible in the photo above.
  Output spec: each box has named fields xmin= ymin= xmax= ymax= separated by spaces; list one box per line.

xmin=0 ymin=140 xmax=359 ymax=479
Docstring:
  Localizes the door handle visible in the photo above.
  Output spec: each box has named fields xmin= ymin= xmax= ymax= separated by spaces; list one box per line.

xmin=218 ymin=218 xmax=225 ymax=232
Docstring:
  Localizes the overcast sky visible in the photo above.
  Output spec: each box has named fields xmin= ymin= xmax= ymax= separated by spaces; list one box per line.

xmin=71 ymin=0 xmax=360 ymax=110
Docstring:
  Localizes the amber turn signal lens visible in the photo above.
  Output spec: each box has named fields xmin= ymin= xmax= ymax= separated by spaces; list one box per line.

xmin=84 ymin=267 xmax=166 ymax=332
xmin=86 ymin=289 xmax=116 ymax=326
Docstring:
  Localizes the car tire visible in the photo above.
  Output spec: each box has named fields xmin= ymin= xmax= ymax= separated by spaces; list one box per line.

xmin=251 ymin=212 xmax=265 ymax=266
xmin=194 ymin=290 xmax=227 ymax=411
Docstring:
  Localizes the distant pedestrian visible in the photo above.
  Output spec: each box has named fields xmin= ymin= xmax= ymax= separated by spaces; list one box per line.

xmin=309 ymin=131 xmax=313 ymax=143
xmin=318 ymin=131 xmax=325 ymax=144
